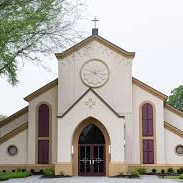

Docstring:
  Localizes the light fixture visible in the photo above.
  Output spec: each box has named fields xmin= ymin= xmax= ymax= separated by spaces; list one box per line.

xmin=109 ymin=145 xmax=111 ymax=154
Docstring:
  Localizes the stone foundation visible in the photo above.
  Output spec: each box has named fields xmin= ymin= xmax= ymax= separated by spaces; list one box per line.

xmin=55 ymin=163 xmax=72 ymax=176
xmin=109 ymin=162 xmax=126 ymax=176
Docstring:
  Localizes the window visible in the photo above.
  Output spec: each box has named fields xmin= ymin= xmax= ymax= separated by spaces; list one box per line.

xmin=37 ymin=103 xmax=50 ymax=164
xmin=141 ymin=102 xmax=155 ymax=164
xmin=142 ymin=103 xmax=153 ymax=136
xmin=38 ymin=140 xmax=49 ymax=164
xmin=143 ymin=139 xmax=154 ymax=164
xmin=79 ymin=124 xmax=105 ymax=144
xmin=175 ymin=145 xmax=183 ymax=155
xmin=38 ymin=104 xmax=49 ymax=137
xmin=7 ymin=145 xmax=18 ymax=156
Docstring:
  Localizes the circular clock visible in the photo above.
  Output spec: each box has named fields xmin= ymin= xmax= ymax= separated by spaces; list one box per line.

xmin=80 ymin=60 xmax=109 ymax=88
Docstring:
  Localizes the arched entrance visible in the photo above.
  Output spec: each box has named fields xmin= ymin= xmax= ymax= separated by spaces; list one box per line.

xmin=72 ymin=117 xmax=111 ymax=176
xmin=78 ymin=124 xmax=105 ymax=176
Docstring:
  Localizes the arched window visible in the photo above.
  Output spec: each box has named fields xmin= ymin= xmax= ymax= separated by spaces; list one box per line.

xmin=37 ymin=103 xmax=50 ymax=164
xmin=142 ymin=103 xmax=153 ymax=137
xmin=38 ymin=104 xmax=49 ymax=137
xmin=141 ymin=103 xmax=155 ymax=164
xmin=79 ymin=124 xmax=105 ymax=144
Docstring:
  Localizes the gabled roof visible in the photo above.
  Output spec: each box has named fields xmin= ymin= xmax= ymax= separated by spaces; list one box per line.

xmin=55 ymin=35 xmax=135 ymax=59
xmin=164 ymin=121 xmax=183 ymax=139
xmin=24 ymin=77 xmax=168 ymax=103
xmin=165 ymin=103 xmax=183 ymax=118
xmin=132 ymin=77 xmax=168 ymax=101
xmin=24 ymin=79 xmax=58 ymax=102
xmin=0 ymin=106 xmax=28 ymax=128
xmin=0 ymin=123 xmax=28 ymax=145
xmin=57 ymin=88 xmax=125 ymax=118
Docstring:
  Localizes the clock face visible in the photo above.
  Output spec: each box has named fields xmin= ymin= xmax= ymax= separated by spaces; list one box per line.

xmin=81 ymin=60 xmax=109 ymax=88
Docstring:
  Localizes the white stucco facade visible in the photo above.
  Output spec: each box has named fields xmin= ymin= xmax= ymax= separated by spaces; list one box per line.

xmin=1 ymin=33 xmax=183 ymax=175
xmin=57 ymin=90 xmax=124 ymax=163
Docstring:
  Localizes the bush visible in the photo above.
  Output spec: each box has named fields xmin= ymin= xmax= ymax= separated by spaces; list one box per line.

xmin=167 ymin=168 xmax=174 ymax=174
xmin=43 ymin=169 xmax=54 ymax=176
xmin=30 ymin=169 xmax=35 ymax=174
xmin=118 ymin=172 xmax=124 ymax=176
xmin=131 ymin=170 xmax=140 ymax=178
xmin=40 ymin=170 xmax=43 ymax=174
xmin=152 ymin=169 xmax=157 ymax=173
xmin=161 ymin=169 xmax=165 ymax=174
xmin=177 ymin=167 xmax=183 ymax=174
xmin=0 ymin=171 xmax=31 ymax=180
xmin=136 ymin=168 xmax=146 ymax=174
xmin=179 ymin=174 xmax=183 ymax=179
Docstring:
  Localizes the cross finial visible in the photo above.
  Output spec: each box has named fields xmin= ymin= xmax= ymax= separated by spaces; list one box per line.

xmin=91 ymin=17 xmax=99 ymax=29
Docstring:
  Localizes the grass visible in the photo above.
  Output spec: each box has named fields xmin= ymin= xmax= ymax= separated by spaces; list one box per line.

xmin=0 ymin=171 xmax=31 ymax=181
xmin=162 ymin=175 xmax=179 ymax=179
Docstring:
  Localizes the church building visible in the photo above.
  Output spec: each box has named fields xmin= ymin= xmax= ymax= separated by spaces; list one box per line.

xmin=1 ymin=28 xmax=183 ymax=176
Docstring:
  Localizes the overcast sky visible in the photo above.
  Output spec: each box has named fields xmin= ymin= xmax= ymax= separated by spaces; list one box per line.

xmin=1 ymin=0 xmax=183 ymax=116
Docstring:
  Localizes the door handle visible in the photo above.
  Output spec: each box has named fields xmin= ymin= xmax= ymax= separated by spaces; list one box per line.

xmin=92 ymin=160 xmax=95 ymax=164
xmin=89 ymin=160 xmax=91 ymax=164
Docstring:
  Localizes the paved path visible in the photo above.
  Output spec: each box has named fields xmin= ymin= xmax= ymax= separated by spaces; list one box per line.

xmin=3 ymin=175 xmax=181 ymax=183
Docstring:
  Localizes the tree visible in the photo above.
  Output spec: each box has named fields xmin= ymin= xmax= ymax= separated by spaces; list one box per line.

xmin=167 ymin=85 xmax=183 ymax=112
xmin=0 ymin=114 xmax=6 ymax=121
xmin=0 ymin=0 xmax=84 ymax=85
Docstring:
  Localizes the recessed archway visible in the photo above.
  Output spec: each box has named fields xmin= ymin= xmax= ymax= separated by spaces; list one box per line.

xmin=72 ymin=117 xmax=111 ymax=176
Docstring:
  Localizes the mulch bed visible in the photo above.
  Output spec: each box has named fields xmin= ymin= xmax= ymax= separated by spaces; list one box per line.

xmin=110 ymin=174 xmax=140 ymax=179
xmin=40 ymin=175 xmax=71 ymax=179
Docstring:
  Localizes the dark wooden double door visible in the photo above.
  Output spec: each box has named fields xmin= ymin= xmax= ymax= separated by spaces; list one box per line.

xmin=78 ymin=144 xmax=105 ymax=176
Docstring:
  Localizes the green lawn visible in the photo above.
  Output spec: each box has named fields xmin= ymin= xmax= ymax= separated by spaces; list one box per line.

xmin=162 ymin=175 xmax=180 ymax=179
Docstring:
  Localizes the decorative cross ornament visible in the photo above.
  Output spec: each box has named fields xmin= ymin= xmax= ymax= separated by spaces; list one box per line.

xmin=91 ymin=17 xmax=99 ymax=28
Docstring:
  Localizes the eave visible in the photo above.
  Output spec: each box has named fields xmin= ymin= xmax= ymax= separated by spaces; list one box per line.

xmin=55 ymin=35 xmax=135 ymax=60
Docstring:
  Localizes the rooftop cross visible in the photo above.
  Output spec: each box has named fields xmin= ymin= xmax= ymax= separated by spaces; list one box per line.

xmin=91 ymin=17 xmax=99 ymax=29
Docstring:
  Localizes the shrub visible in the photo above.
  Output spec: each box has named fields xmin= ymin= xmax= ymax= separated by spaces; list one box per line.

xmin=177 ymin=168 xmax=183 ymax=174
xmin=131 ymin=170 xmax=140 ymax=178
xmin=43 ymin=169 xmax=54 ymax=176
xmin=161 ymin=169 xmax=165 ymax=174
xmin=179 ymin=174 xmax=183 ymax=179
xmin=136 ymin=168 xmax=146 ymax=174
xmin=0 ymin=171 xmax=31 ymax=180
xmin=39 ymin=170 xmax=43 ymax=174
xmin=16 ymin=168 xmax=21 ymax=172
xmin=152 ymin=169 xmax=157 ymax=173
xmin=30 ymin=169 xmax=35 ymax=174
xmin=118 ymin=172 xmax=124 ymax=176
xmin=167 ymin=168 xmax=174 ymax=174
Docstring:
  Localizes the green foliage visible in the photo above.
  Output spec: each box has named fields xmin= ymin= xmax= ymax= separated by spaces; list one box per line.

xmin=0 ymin=0 xmax=84 ymax=85
xmin=177 ymin=167 xmax=183 ymax=174
xmin=167 ymin=85 xmax=183 ymax=112
xmin=118 ymin=172 xmax=124 ymax=176
xmin=136 ymin=168 xmax=147 ymax=174
xmin=0 ymin=171 xmax=31 ymax=180
xmin=179 ymin=174 xmax=183 ymax=179
xmin=131 ymin=170 xmax=140 ymax=177
xmin=167 ymin=168 xmax=174 ymax=174
xmin=0 ymin=114 xmax=6 ymax=121
xmin=161 ymin=169 xmax=165 ymax=174
xmin=152 ymin=169 xmax=157 ymax=173
xmin=43 ymin=168 xmax=54 ymax=176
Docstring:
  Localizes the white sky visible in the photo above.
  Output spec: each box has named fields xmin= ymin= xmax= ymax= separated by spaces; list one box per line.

xmin=1 ymin=0 xmax=183 ymax=116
